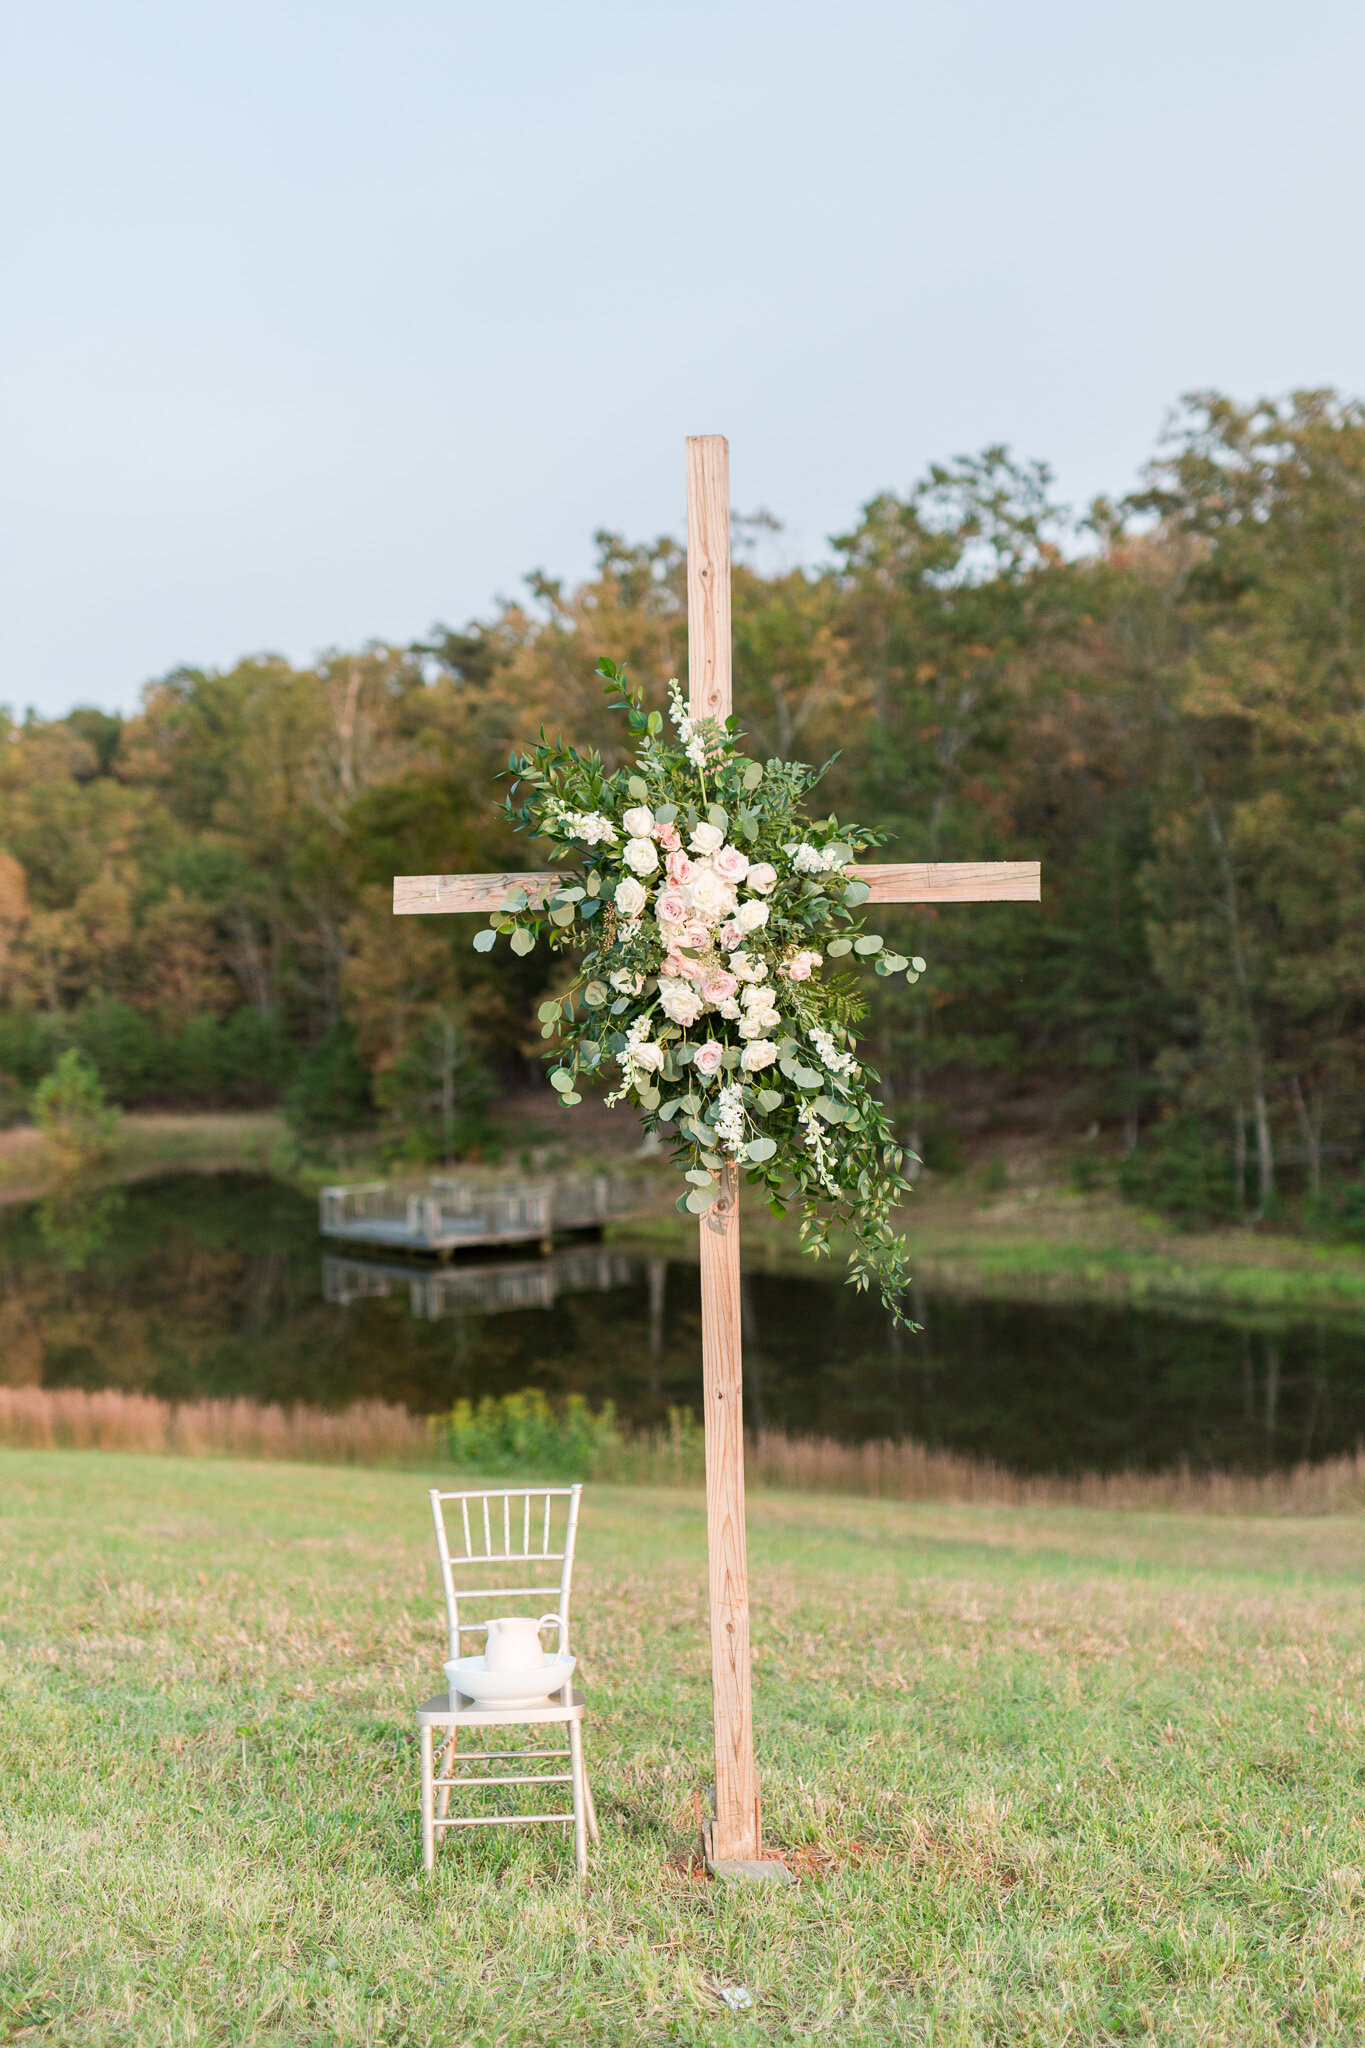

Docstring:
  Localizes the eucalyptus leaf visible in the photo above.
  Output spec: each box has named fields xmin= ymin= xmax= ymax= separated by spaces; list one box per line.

xmin=654 ymin=803 xmax=677 ymax=824
xmin=685 ymin=1186 xmax=719 ymax=1214
xmin=685 ymin=1169 xmax=713 ymax=1187
xmin=549 ymin=1071 xmax=573 ymax=1093
xmin=561 ymin=1091 xmax=582 ymax=1106
xmin=638 ymin=1085 xmax=661 ymax=1110
xmin=700 ymin=1152 xmax=724 ymax=1170
xmin=911 ymin=955 xmax=926 ymax=972
xmin=583 ymin=982 xmax=608 ymax=1007
xmin=502 ymin=886 xmax=528 ymax=911
xmin=585 ymin=872 xmax=601 ymax=895
xmin=707 ymin=804 xmax=729 ymax=830
xmin=756 ymin=1089 xmax=783 ymax=1112
xmin=472 ymin=929 xmax=497 ymax=953
xmin=854 ymin=934 xmax=883 ymax=955
xmin=740 ymin=816 xmax=758 ymax=842
xmin=550 ymin=904 xmax=576 ymax=928
xmin=509 ymin=928 xmax=535 ymax=956
xmin=745 ymin=1136 xmax=778 ymax=1162
xmin=537 ymin=1000 xmax=562 ymax=1021
xmin=579 ymin=895 xmax=601 ymax=918
xmin=610 ymin=997 xmax=630 ymax=1015
xmin=843 ymin=881 xmax=871 ymax=907
xmin=825 ymin=937 xmax=854 ymax=957
xmin=881 ymin=953 xmax=909 ymax=972
xmin=675 ymin=1043 xmax=697 ymax=1064
xmin=659 ymin=1098 xmax=682 ymax=1122
xmin=742 ymin=761 xmax=763 ymax=790
xmin=627 ymin=775 xmax=649 ymax=801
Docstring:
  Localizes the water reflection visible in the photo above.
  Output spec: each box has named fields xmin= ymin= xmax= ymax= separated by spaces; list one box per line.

xmin=1 ymin=1170 xmax=1363 ymax=1474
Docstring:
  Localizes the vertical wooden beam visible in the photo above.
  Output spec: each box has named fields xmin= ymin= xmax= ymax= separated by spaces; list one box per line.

xmin=699 ymin=1164 xmax=758 ymax=1859
xmin=686 ymin=435 xmax=732 ymax=726
xmin=687 ymin=434 xmax=759 ymax=1861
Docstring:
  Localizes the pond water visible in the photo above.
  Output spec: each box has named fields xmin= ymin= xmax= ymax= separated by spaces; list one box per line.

xmin=5 ymin=1172 xmax=1364 ymax=1475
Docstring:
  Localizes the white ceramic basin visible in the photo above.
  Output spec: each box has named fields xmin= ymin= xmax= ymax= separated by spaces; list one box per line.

xmin=444 ymin=1651 xmax=576 ymax=1709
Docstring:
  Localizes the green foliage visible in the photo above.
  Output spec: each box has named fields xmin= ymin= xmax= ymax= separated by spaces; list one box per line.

xmin=444 ymin=1389 xmax=623 ymax=1479
xmin=31 ymin=1049 xmax=119 ymax=1175
xmin=283 ymin=1021 xmax=374 ymax=1139
xmin=1117 ymin=1117 xmax=1239 ymax=1229
xmin=0 ymin=387 xmax=1361 ymax=1192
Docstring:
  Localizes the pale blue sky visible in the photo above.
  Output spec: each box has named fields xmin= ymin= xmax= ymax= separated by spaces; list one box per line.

xmin=4 ymin=0 xmax=1363 ymax=717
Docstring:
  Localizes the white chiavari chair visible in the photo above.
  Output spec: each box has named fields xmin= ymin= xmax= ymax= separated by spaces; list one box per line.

xmin=416 ymin=1482 xmax=599 ymax=1876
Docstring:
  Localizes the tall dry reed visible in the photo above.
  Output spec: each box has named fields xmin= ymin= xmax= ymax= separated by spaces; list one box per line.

xmin=2 ymin=1385 xmax=1362 ymax=1514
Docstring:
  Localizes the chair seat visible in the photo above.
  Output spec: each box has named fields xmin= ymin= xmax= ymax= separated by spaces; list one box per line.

xmin=416 ymin=1687 xmax=587 ymax=1730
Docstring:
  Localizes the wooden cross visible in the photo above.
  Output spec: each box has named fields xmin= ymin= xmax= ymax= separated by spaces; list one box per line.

xmin=394 ymin=436 xmax=1040 ymax=1867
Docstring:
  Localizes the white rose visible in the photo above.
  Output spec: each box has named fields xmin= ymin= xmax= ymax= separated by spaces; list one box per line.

xmin=745 ymin=862 xmax=778 ymax=895
xmin=623 ymin=836 xmax=659 ymax=876
xmin=688 ymin=821 xmax=724 ymax=855
xmin=736 ymin=899 xmax=769 ymax=933
xmin=731 ymin=951 xmax=768 ymax=983
xmin=610 ymin=969 xmax=645 ymax=995
xmin=614 ymin=876 xmax=647 ymax=917
xmin=739 ymin=1039 xmax=778 ymax=1072
xmin=621 ymin=805 xmax=654 ymax=838
xmin=687 ymin=868 xmax=733 ymax=924
xmin=658 ymin=979 xmax=704 ymax=1027
xmin=632 ymin=1041 xmax=665 ymax=1073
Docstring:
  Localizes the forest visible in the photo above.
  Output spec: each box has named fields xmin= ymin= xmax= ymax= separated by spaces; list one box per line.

xmin=2 ymin=389 xmax=1362 ymax=1229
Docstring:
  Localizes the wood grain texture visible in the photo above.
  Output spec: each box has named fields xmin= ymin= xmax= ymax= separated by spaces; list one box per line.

xmin=853 ymin=860 xmax=1041 ymax=904
xmin=686 ymin=436 xmax=731 ymax=724
xmin=393 ymin=872 xmax=565 ymax=916
xmin=393 ymin=861 xmax=1041 ymax=916
xmin=698 ymin=1163 xmax=759 ymax=1860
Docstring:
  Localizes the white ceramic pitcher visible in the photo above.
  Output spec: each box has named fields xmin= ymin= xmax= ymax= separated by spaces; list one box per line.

xmin=483 ymin=1614 xmax=555 ymax=1672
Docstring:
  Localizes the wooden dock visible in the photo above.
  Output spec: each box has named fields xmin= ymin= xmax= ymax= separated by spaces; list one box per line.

xmin=318 ymin=1173 xmax=650 ymax=1255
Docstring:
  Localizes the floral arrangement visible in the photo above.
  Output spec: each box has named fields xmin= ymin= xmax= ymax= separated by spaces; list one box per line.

xmin=473 ymin=661 xmax=924 ymax=1310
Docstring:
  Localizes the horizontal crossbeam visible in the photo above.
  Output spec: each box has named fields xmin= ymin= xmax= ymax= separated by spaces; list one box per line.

xmin=392 ymin=860 xmax=1039 ymax=916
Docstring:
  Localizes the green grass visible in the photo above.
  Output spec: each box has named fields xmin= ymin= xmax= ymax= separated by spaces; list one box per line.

xmin=3 ymin=1454 xmax=1365 ymax=2043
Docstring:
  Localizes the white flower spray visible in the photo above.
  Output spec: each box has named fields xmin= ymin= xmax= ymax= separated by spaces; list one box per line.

xmin=714 ymin=1082 xmax=748 ymax=1153
xmin=797 ymin=1102 xmax=841 ymax=1196
xmin=809 ymin=1024 xmax=859 ymax=1078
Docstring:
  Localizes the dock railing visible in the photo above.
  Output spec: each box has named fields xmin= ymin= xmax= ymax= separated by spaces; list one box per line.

xmin=318 ymin=1173 xmax=651 ymax=1254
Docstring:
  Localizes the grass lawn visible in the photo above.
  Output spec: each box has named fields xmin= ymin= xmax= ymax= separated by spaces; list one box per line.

xmin=2 ymin=1455 xmax=1364 ymax=2043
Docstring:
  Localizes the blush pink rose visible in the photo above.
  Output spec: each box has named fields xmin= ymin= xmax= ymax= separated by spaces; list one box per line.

xmin=701 ymin=971 xmax=738 ymax=1005
xmin=660 ymin=948 xmax=686 ymax=979
xmin=780 ymin=948 xmax=823 ymax=981
xmin=684 ymin=919 xmax=712 ymax=951
xmin=680 ymin=954 xmax=706 ymax=983
xmin=718 ymin=921 xmax=744 ymax=951
xmin=665 ymin=850 xmax=695 ymax=886
xmin=654 ymin=822 xmax=681 ymax=852
xmin=692 ymin=1040 xmax=724 ymax=1078
xmin=655 ymin=888 xmax=688 ymax=926
xmin=712 ymin=844 xmax=749 ymax=884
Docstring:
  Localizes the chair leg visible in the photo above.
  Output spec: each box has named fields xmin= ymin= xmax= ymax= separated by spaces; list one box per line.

xmin=568 ymin=1720 xmax=588 ymax=1877
xmin=583 ymin=1759 xmax=600 ymax=1846
xmin=420 ymin=1724 xmax=435 ymax=1875
xmin=437 ymin=1728 xmax=457 ymax=1821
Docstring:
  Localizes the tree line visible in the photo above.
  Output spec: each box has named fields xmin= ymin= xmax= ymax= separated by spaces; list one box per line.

xmin=2 ymin=389 xmax=1362 ymax=1225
